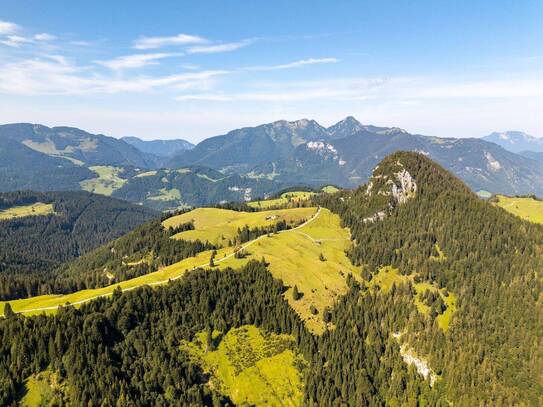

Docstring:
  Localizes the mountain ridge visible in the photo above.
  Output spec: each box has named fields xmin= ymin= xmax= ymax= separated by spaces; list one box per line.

xmin=122 ymin=136 xmax=194 ymax=158
xmin=170 ymin=117 xmax=543 ymax=197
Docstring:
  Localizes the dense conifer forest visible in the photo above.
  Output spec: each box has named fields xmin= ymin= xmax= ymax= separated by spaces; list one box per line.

xmin=315 ymin=152 xmax=543 ymax=405
xmin=0 ymin=152 xmax=541 ymax=406
xmin=0 ymin=191 xmax=157 ymax=300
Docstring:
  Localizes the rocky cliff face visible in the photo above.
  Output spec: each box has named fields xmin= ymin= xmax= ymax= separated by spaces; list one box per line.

xmin=363 ymin=161 xmax=417 ymax=223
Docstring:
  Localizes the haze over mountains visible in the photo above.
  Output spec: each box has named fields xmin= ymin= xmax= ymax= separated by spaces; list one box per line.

xmin=1 ymin=118 xmax=542 ymax=210
xmin=483 ymin=130 xmax=543 ymax=153
xmin=121 ymin=136 xmax=194 ymax=158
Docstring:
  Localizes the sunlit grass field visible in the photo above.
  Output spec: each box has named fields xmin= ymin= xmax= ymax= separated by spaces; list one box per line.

xmin=80 ymin=165 xmax=127 ymax=195
xmin=21 ymin=370 xmax=67 ymax=406
xmin=0 ymin=202 xmax=54 ymax=221
xmin=163 ymin=206 xmax=316 ymax=245
xmin=181 ymin=325 xmax=306 ymax=406
xmin=494 ymin=194 xmax=543 ymax=224
xmin=1 ymin=207 xmax=357 ymax=333
xmin=247 ymin=191 xmax=316 ymax=209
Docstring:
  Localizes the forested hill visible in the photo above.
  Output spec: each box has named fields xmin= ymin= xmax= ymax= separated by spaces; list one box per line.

xmin=0 ymin=191 xmax=158 ymax=300
xmin=0 ymin=153 xmax=541 ymax=406
xmin=315 ymin=151 xmax=543 ymax=405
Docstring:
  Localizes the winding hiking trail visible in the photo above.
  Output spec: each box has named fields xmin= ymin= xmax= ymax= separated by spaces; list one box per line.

xmin=14 ymin=207 xmax=322 ymax=314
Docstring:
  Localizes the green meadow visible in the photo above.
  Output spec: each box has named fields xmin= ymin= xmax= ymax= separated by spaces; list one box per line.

xmin=181 ymin=325 xmax=306 ymax=406
xmin=163 ymin=206 xmax=316 ymax=245
xmin=0 ymin=202 xmax=54 ymax=221
xmin=494 ymin=194 xmax=543 ymax=224
xmin=1 ymin=206 xmax=358 ymax=333
xmin=80 ymin=166 xmax=127 ymax=196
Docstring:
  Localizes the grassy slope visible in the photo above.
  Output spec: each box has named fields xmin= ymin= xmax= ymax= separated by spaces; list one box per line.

xmin=247 ymin=191 xmax=315 ymax=209
xmin=494 ymin=194 xmax=543 ymax=224
xmin=321 ymin=185 xmax=339 ymax=193
xmin=80 ymin=166 xmax=127 ymax=196
xmin=2 ymin=207 xmax=357 ymax=333
xmin=0 ymin=202 xmax=54 ymax=220
xmin=21 ymin=370 xmax=68 ymax=406
xmin=182 ymin=325 xmax=306 ymax=406
xmin=164 ymin=207 xmax=315 ymax=245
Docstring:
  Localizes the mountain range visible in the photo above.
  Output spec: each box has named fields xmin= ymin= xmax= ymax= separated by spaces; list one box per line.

xmin=121 ymin=136 xmax=194 ymax=158
xmin=483 ymin=130 xmax=543 ymax=153
xmin=1 ymin=119 xmax=543 ymax=210
xmin=170 ymin=116 xmax=543 ymax=196
xmin=1 ymin=152 xmax=540 ymax=405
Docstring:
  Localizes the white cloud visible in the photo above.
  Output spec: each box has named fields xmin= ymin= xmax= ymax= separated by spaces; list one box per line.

xmin=187 ymin=39 xmax=254 ymax=54
xmin=133 ymin=34 xmax=208 ymax=49
xmin=174 ymin=76 xmax=543 ymax=103
xmin=245 ymin=57 xmax=339 ymax=71
xmin=0 ymin=55 xmax=228 ymax=95
xmin=0 ymin=20 xmax=20 ymax=35
xmin=0 ymin=32 xmax=56 ymax=47
xmin=95 ymin=53 xmax=182 ymax=70
xmin=34 ymin=33 xmax=56 ymax=41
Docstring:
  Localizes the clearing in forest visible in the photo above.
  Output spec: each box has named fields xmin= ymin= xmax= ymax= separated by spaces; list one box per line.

xmin=20 ymin=370 xmax=69 ymax=406
xmin=0 ymin=202 xmax=54 ymax=221
xmin=163 ymin=207 xmax=315 ymax=245
xmin=366 ymin=266 xmax=457 ymax=331
xmin=247 ymin=191 xmax=315 ymax=209
xmin=79 ymin=166 xmax=127 ymax=195
xmin=181 ymin=325 xmax=306 ymax=406
xmin=2 ymin=207 xmax=358 ymax=334
xmin=494 ymin=194 xmax=543 ymax=224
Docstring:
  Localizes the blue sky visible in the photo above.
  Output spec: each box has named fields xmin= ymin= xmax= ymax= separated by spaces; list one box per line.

xmin=0 ymin=0 xmax=542 ymax=142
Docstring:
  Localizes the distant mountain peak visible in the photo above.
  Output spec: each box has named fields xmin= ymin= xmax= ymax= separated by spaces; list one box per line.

xmin=122 ymin=136 xmax=194 ymax=158
xmin=271 ymin=118 xmax=322 ymax=131
xmin=327 ymin=116 xmax=364 ymax=138
xmin=483 ymin=130 xmax=543 ymax=153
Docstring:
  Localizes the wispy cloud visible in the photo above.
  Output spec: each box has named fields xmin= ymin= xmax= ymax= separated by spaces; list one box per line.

xmin=174 ymin=76 xmax=543 ymax=103
xmin=0 ymin=20 xmax=20 ymax=35
xmin=95 ymin=53 xmax=182 ymax=70
xmin=133 ymin=34 xmax=208 ymax=50
xmin=0 ymin=32 xmax=56 ymax=47
xmin=0 ymin=55 xmax=228 ymax=95
xmin=187 ymin=39 xmax=254 ymax=54
xmin=244 ymin=57 xmax=339 ymax=71
xmin=34 ymin=33 xmax=56 ymax=41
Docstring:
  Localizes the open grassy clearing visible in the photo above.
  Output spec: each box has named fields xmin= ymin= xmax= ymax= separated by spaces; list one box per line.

xmin=0 ymin=202 xmax=54 ymax=221
xmin=2 ymin=207 xmax=357 ymax=334
xmin=181 ymin=325 xmax=306 ymax=406
xmin=20 ymin=370 xmax=68 ymax=406
xmin=80 ymin=166 xmax=127 ymax=196
xmin=321 ymin=185 xmax=339 ymax=193
xmin=163 ymin=207 xmax=315 ymax=246
xmin=248 ymin=191 xmax=316 ymax=209
xmin=367 ymin=266 xmax=456 ymax=331
xmin=494 ymin=194 xmax=543 ymax=224
xmin=147 ymin=188 xmax=181 ymax=202
xmin=22 ymin=139 xmax=86 ymax=166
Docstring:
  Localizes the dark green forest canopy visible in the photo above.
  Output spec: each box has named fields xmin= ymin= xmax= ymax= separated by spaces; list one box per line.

xmin=315 ymin=151 xmax=543 ymax=405
xmin=0 ymin=152 xmax=541 ymax=406
xmin=0 ymin=191 xmax=158 ymax=300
